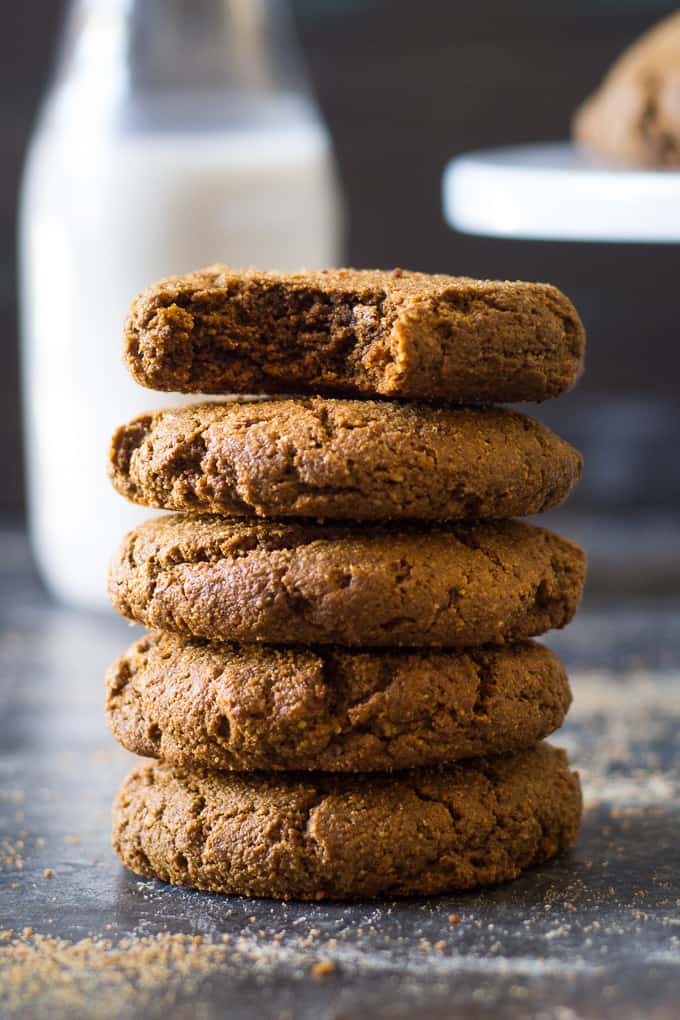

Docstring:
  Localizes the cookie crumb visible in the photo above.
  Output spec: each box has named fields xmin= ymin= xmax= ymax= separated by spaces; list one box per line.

xmin=43 ymin=869 xmax=54 ymax=879
xmin=311 ymin=960 xmax=336 ymax=977
xmin=448 ymin=914 xmax=461 ymax=925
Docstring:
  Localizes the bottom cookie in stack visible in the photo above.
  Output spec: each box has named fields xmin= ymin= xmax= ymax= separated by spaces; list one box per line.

xmin=112 ymin=743 xmax=581 ymax=901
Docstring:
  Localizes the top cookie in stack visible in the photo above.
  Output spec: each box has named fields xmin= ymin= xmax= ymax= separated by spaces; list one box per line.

xmin=123 ymin=265 xmax=584 ymax=402
xmin=108 ymin=265 xmax=586 ymax=902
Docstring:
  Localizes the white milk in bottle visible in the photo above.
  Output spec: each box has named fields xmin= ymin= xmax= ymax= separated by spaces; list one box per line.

xmin=20 ymin=0 xmax=343 ymax=609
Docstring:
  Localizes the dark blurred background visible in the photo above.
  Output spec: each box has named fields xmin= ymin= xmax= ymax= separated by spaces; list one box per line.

xmin=2 ymin=0 xmax=679 ymax=529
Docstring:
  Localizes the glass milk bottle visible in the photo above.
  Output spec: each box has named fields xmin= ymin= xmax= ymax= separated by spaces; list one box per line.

xmin=19 ymin=0 xmax=343 ymax=610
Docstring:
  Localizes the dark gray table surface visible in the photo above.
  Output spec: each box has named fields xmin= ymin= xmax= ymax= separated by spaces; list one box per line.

xmin=1 ymin=527 xmax=679 ymax=1020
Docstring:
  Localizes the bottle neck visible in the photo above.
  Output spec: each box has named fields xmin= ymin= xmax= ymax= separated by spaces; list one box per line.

xmin=56 ymin=0 xmax=306 ymax=95
xmin=130 ymin=0 xmax=298 ymax=92
xmin=47 ymin=0 xmax=317 ymax=133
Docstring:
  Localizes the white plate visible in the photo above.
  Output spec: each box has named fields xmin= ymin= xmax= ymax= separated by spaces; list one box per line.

xmin=443 ymin=141 xmax=680 ymax=243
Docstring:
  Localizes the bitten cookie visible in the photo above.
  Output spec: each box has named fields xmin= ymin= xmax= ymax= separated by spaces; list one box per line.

xmin=112 ymin=742 xmax=582 ymax=900
xmin=109 ymin=399 xmax=582 ymax=522
xmin=574 ymin=12 xmax=680 ymax=167
xmin=124 ymin=265 xmax=585 ymax=403
xmin=106 ymin=633 xmax=572 ymax=772
xmin=108 ymin=515 xmax=586 ymax=648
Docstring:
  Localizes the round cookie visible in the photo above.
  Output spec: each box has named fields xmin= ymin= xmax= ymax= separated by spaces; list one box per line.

xmin=573 ymin=12 xmax=680 ymax=167
xmin=124 ymin=265 xmax=585 ymax=404
xmin=106 ymin=633 xmax=572 ymax=772
xmin=108 ymin=399 xmax=582 ymax=523
xmin=112 ymin=742 xmax=582 ymax=900
xmin=108 ymin=515 xmax=586 ymax=648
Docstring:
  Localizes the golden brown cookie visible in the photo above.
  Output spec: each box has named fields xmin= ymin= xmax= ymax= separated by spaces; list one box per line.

xmin=574 ymin=12 xmax=680 ymax=167
xmin=109 ymin=399 xmax=582 ymax=522
xmin=106 ymin=633 xmax=572 ymax=772
xmin=108 ymin=515 xmax=586 ymax=648
xmin=124 ymin=265 xmax=585 ymax=402
xmin=112 ymin=742 xmax=582 ymax=900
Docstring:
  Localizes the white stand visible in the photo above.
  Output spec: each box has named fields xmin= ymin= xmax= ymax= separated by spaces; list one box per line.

xmin=443 ymin=141 xmax=680 ymax=243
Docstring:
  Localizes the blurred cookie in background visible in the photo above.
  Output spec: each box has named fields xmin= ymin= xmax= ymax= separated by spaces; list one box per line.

xmin=574 ymin=10 xmax=680 ymax=167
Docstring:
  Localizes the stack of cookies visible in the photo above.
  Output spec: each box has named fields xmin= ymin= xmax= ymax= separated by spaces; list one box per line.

xmin=106 ymin=266 xmax=586 ymax=901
